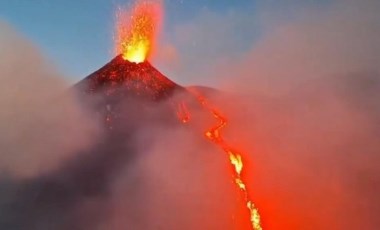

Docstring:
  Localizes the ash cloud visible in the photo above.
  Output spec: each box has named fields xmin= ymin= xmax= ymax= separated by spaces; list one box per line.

xmin=157 ymin=0 xmax=380 ymax=229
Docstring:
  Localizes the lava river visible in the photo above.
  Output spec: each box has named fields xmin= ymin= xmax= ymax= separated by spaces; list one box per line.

xmin=178 ymin=90 xmax=263 ymax=230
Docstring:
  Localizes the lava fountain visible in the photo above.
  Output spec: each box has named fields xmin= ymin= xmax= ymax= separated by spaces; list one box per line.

xmin=114 ymin=1 xmax=263 ymax=229
xmin=115 ymin=1 xmax=162 ymax=63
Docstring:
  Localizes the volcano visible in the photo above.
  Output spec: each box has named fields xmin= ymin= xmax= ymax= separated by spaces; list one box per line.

xmin=0 ymin=55 xmax=263 ymax=230
xmin=0 ymin=1 xmax=262 ymax=228
xmin=0 ymin=57 xmax=192 ymax=230
xmin=75 ymin=56 xmax=262 ymax=230
xmin=76 ymin=55 xmax=181 ymax=100
xmin=75 ymin=55 xmax=187 ymax=132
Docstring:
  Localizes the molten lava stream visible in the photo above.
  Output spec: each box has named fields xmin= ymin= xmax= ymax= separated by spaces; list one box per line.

xmin=178 ymin=91 xmax=263 ymax=230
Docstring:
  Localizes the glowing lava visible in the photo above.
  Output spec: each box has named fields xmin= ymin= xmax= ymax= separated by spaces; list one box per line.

xmin=115 ymin=1 xmax=161 ymax=63
xmin=183 ymin=91 xmax=263 ymax=230
xmin=176 ymin=101 xmax=191 ymax=123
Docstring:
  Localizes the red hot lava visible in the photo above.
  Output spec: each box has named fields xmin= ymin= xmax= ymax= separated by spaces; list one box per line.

xmin=179 ymin=90 xmax=263 ymax=230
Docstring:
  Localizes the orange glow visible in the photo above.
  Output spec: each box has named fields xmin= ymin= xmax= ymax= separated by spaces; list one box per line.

xmin=115 ymin=1 xmax=162 ymax=63
xmin=176 ymin=101 xmax=191 ymax=123
xmin=184 ymin=91 xmax=263 ymax=230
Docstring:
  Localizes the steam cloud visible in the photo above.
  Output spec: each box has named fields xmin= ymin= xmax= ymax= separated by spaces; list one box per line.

xmin=1 ymin=0 xmax=379 ymax=229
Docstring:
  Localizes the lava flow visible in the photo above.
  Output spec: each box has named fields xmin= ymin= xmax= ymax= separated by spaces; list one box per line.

xmin=181 ymin=90 xmax=263 ymax=230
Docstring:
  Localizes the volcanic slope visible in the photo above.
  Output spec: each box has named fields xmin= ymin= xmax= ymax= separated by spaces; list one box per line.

xmin=76 ymin=55 xmax=180 ymax=100
xmin=0 ymin=57 xmax=194 ymax=230
xmin=75 ymin=55 xmax=190 ymax=131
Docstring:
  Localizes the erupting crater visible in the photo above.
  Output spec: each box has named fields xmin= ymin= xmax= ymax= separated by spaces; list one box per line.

xmin=76 ymin=55 xmax=179 ymax=101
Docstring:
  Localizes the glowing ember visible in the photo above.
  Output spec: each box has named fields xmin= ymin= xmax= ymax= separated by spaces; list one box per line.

xmin=176 ymin=101 xmax=191 ymax=123
xmin=115 ymin=1 xmax=161 ymax=63
xmin=182 ymin=91 xmax=263 ymax=230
